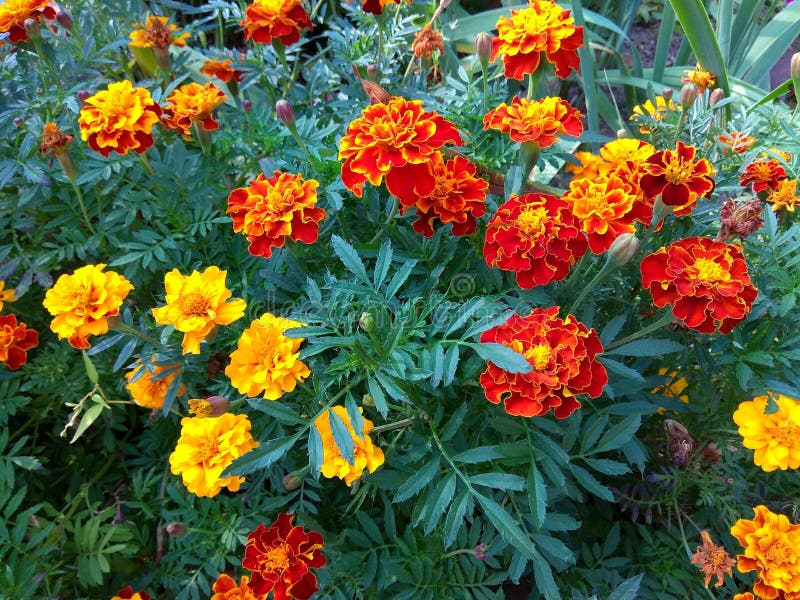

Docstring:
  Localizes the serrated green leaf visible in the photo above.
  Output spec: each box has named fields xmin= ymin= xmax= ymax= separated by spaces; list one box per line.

xmin=528 ymin=461 xmax=547 ymax=529
xmin=593 ymin=415 xmax=641 ymax=454
xmin=605 ymin=339 xmax=684 ymax=357
xmin=467 ymin=342 xmax=532 ymax=374
xmin=394 ymin=457 xmax=441 ymax=503
xmin=607 ymin=574 xmax=644 ymax=600
xmin=424 ymin=473 xmax=456 ymax=534
xmin=328 ymin=407 xmax=355 ymax=465
xmin=222 ymin=435 xmax=298 ymax=477
xmin=367 ymin=378 xmax=389 ymax=418
xmin=570 ymin=464 xmax=614 ymax=501
xmin=469 ymin=473 xmax=526 ymax=491
xmin=331 ymin=234 xmax=370 ymax=284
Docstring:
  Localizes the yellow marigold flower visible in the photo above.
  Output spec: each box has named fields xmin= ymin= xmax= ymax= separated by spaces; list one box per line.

xmin=733 ymin=393 xmax=800 ymax=472
xmin=682 ymin=63 xmax=716 ymax=93
xmin=313 ymin=405 xmax=384 ymax=486
xmin=565 ymin=151 xmax=607 ymax=179
xmin=161 ymin=82 xmax=227 ymax=138
xmin=0 ymin=280 xmax=16 ymax=312
xmin=169 ymin=413 xmax=259 ymax=498
xmin=125 ymin=358 xmax=185 ymax=410
xmin=152 ymin=266 xmax=246 ymax=355
xmin=599 ymin=138 xmax=655 ymax=167
xmin=767 ymin=178 xmax=799 ymax=213
xmin=653 ymin=368 xmax=689 ymax=414
xmin=129 ymin=14 xmax=189 ymax=49
xmin=225 ymin=313 xmax=310 ymax=400
xmin=0 ymin=0 xmax=55 ymax=43
xmin=630 ymin=96 xmax=677 ymax=134
xmin=43 ymin=264 xmax=134 ymax=350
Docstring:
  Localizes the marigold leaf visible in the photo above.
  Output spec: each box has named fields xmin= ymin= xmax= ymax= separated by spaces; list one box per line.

xmin=328 ymin=407 xmax=356 ymax=466
xmin=607 ymin=574 xmax=644 ymax=600
xmin=593 ymin=415 xmax=641 ymax=454
xmin=469 ymin=473 xmax=526 ymax=491
xmin=394 ymin=457 xmax=441 ymax=503
xmin=605 ymin=338 xmax=684 ymax=357
xmin=443 ymin=491 xmax=470 ymax=549
xmin=331 ymin=234 xmax=370 ymax=284
xmin=222 ymin=434 xmax=298 ymax=477
xmin=467 ymin=342 xmax=532 ymax=374
xmin=374 ymin=240 xmax=393 ymax=288
xmin=424 ymin=473 xmax=456 ymax=534
xmin=528 ymin=461 xmax=547 ymax=529
xmin=367 ymin=378 xmax=389 ymax=418
xmin=569 ymin=464 xmax=614 ymax=501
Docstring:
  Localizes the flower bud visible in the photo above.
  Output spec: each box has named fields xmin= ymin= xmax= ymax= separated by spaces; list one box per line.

xmin=661 ymin=88 xmax=673 ymax=102
xmin=24 ymin=18 xmax=40 ymax=41
xmin=607 ymin=233 xmax=639 ymax=266
xmin=56 ymin=10 xmax=73 ymax=30
xmin=242 ymin=99 xmax=252 ymax=113
xmin=362 ymin=393 xmax=375 ymax=407
xmin=359 ymin=311 xmax=375 ymax=332
xmin=474 ymin=544 xmax=488 ymax=561
xmin=679 ymin=83 xmax=698 ymax=109
xmin=616 ymin=128 xmax=628 ymax=139
xmin=76 ymin=90 xmax=90 ymax=105
xmin=275 ymin=99 xmax=295 ymax=127
xmin=13 ymin=117 xmax=24 ymax=128
xmin=166 ymin=522 xmax=186 ymax=536
xmin=283 ymin=471 xmax=303 ymax=491
xmin=475 ymin=32 xmax=492 ymax=70
xmin=188 ymin=396 xmax=230 ymax=418
xmin=709 ymin=88 xmax=725 ymax=107
xmin=366 ymin=64 xmax=380 ymax=82
xmin=792 ymin=52 xmax=800 ymax=81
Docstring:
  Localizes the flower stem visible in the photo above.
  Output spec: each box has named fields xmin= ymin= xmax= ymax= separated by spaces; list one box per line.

xmin=112 ymin=322 xmax=162 ymax=346
xmin=139 ymin=153 xmax=155 ymax=176
xmin=69 ymin=179 xmax=96 ymax=235
xmin=371 ymin=417 xmax=415 ymax=435
xmin=567 ymin=257 xmax=617 ymax=315
xmin=604 ymin=311 xmax=674 ymax=351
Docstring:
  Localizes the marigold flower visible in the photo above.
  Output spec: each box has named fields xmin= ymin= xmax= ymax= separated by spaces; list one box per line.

xmin=565 ymin=151 xmax=606 ymax=179
xmin=479 ymin=307 xmax=607 ymax=418
xmin=385 ymin=151 xmax=487 ymax=237
xmin=767 ymin=178 xmax=800 ymax=212
xmin=125 ymin=358 xmax=185 ymax=410
xmin=129 ymin=14 xmax=188 ymax=48
xmin=211 ymin=574 xmax=263 ymax=600
xmin=339 ymin=96 xmax=462 ymax=198
xmin=733 ymin=394 xmax=800 ymax=472
xmin=243 ymin=513 xmax=326 ymax=599
xmin=490 ymin=0 xmax=583 ymax=80
xmin=78 ymin=81 xmax=162 ymax=157
xmin=599 ymin=138 xmax=656 ymax=167
xmin=0 ymin=0 xmax=55 ymax=43
xmin=227 ymin=172 xmax=325 ymax=258
xmin=730 ymin=506 xmax=800 ymax=597
xmin=39 ymin=122 xmax=72 ymax=156
xmin=412 ymin=23 xmax=444 ymax=59
xmin=740 ymin=159 xmax=788 ymax=193
xmin=0 ymin=314 xmax=38 ymax=371
xmin=111 ymin=587 xmax=151 ymax=600
xmin=241 ymin=0 xmax=312 ymax=46
xmin=201 ymin=58 xmax=245 ymax=84
xmin=640 ymin=237 xmax=757 ymax=334
xmin=225 ymin=313 xmax=310 ymax=400
xmin=654 ymin=368 xmax=689 ymax=403
xmin=630 ymin=96 xmax=677 ymax=134
xmin=484 ymin=193 xmax=587 ymax=288
xmin=720 ymin=197 xmax=765 ymax=239
xmin=691 ymin=530 xmax=735 ymax=588
xmin=358 ymin=0 xmax=409 ymax=15
xmin=161 ymin=82 xmax=227 ymax=137
xmin=639 ymin=141 xmax=716 ymax=217
xmin=718 ymin=131 xmax=757 ymax=154
xmin=43 ymin=264 xmax=134 ymax=350
xmin=0 ymin=280 xmax=16 ymax=312
xmin=314 ymin=405 xmax=385 ymax=485
xmin=188 ymin=395 xmax=230 ymax=417
xmin=682 ymin=63 xmax=716 ymax=93
xmin=169 ymin=413 xmax=259 ymax=497
xmin=152 ymin=266 xmax=246 ymax=355
xmin=483 ymin=96 xmax=583 ymax=146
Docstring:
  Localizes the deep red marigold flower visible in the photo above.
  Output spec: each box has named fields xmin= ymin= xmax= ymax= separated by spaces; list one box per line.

xmin=241 ymin=0 xmax=312 ymax=46
xmin=484 ymin=193 xmax=587 ymax=288
xmin=479 ymin=307 xmax=607 ymax=418
xmin=483 ymin=96 xmax=583 ymax=146
xmin=639 ymin=141 xmax=716 ymax=217
xmin=211 ymin=573 xmax=262 ymax=600
xmin=0 ymin=0 xmax=56 ymax=43
xmin=338 ymin=96 xmax=462 ymax=197
xmin=641 ymin=237 xmax=757 ymax=334
xmin=111 ymin=587 xmax=151 ymax=600
xmin=201 ymin=58 xmax=245 ymax=84
xmin=0 ymin=314 xmax=38 ymax=371
xmin=740 ymin=159 xmax=788 ymax=193
xmin=243 ymin=513 xmax=326 ymax=599
xmin=161 ymin=82 xmax=227 ymax=137
xmin=490 ymin=0 xmax=584 ymax=80
xmin=227 ymin=171 xmax=325 ymax=258
xmin=358 ymin=0 xmax=409 ymax=15
xmin=384 ymin=151 xmax=487 ymax=237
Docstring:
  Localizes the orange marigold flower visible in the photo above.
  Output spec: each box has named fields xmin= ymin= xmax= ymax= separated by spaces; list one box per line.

xmin=43 ymin=264 xmax=134 ymax=350
xmin=211 ymin=574 xmax=263 ymax=600
xmin=152 ymin=266 xmax=246 ymax=355
xmin=565 ymin=151 xmax=606 ymax=179
xmin=201 ymin=58 xmax=245 ymax=84
xmin=730 ymin=506 xmax=800 ymax=597
xmin=741 ymin=159 xmax=789 ymax=193
xmin=630 ymin=96 xmax=677 ymax=134
xmin=169 ymin=413 xmax=259 ymax=497
xmin=0 ymin=0 xmax=55 ymax=43
xmin=111 ymin=587 xmax=151 ymax=600
xmin=125 ymin=358 xmax=185 ymax=410
xmin=0 ymin=280 xmax=16 ymax=312
xmin=39 ymin=122 xmax=72 ymax=155
xmin=599 ymin=138 xmax=656 ymax=167
xmin=314 ymin=405 xmax=385 ymax=485
xmin=484 ymin=193 xmax=587 ymax=288
xmin=241 ymin=0 xmax=312 ymax=46
xmin=384 ymin=151 xmax=487 ymax=237
xmin=412 ymin=23 xmax=444 ymax=59
xmin=78 ymin=80 xmax=162 ymax=157
xmin=358 ymin=0 xmax=409 ymax=15
xmin=483 ymin=96 xmax=583 ymax=146
xmin=490 ymin=0 xmax=583 ymax=80
xmin=225 ymin=312 xmax=310 ymax=400
xmin=243 ymin=513 xmax=326 ymax=599
xmin=640 ymin=237 xmax=757 ymax=335
xmin=0 ymin=314 xmax=38 ymax=371
xmin=767 ymin=178 xmax=800 ymax=212
xmin=718 ymin=131 xmax=757 ymax=154
xmin=733 ymin=394 xmax=800 ymax=472
xmin=129 ymin=14 xmax=189 ymax=49
xmin=479 ymin=306 xmax=607 ymax=418
xmin=227 ymin=172 xmax=325 ymax=258
xmin=733 ymin=594 xmax=755 ymax=600
xmin=682 ymin=63 xmax=716 ymax=93
xmin=161 ymin=82 xmax=227 ymax=137
xmin=338 ymin=96 xmax=462 ymax=198
xmin=639 ymin=141 xmax=716 ymax=217
xmin=691 ymin=530 xmax=735 ymax=588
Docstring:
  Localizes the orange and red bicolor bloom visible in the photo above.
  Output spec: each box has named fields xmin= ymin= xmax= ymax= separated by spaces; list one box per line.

xmin=0 ymin=314 xmax=38 ymax=371
xmin=639 ymin=141 xmax=716 ymax=217
xmin=210 ymin=574 xmax=262 ymax=600
xmin=200 ymin=58 xmax=245 ymax=84
xmin=385 ymin=151 xmax=487 ymax=237
xmin=717 ymin=132 xmax=756 ymax=154
xmin=227 ymin=172 xmax=325 ymax=258
xmin=111 ymin=587 xmax=151 ymax=600
xmin=161 ymin=82 xmax=227 ymax=138
xmin=241 ymin=0 xmax=312 ymax=46
xmin=483 ymin=96 xmax=583 ymax=146
xmin=359 ymin=0 xmax=409 ymax=15
xmin=338 ymin=96 xmax=462 ymax=198
xmin=490 ymin=0 xmax=583 ymax=80
xmin=484 ymin=193 xmax=587 ymax=288
xmin=740 ymin=159 xmax=788 ymax=193
xmin=0 ymin=0 xmax=56 ymax=43
xmin=243 ymin=513 xmax=326 ymax=600
xmin=641 ymin=237 xmax=757 ymax=335
xmin=479 ymin=307 xmax=607 ymax=418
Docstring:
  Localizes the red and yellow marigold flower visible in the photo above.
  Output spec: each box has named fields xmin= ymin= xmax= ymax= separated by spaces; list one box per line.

xmin=566 ymin=151 xmax=606 ymax=180
xmin=733 ymin=393 xmax=800 ymax=472
xmin=0 ymin=280 xmax=16 ymax=312
xmin=243 ymin=513 xmax=326 ymax=599
xmin=484 ymin=193 xmax=587 ymax=288
xmin=730 ymin=506 xmax=800 ymax=598
xmin=227 ymin=172 xmax=325 ymax=258
xmin=0 ymin=314 xmax=38 ymax=371
xmin=211 ymin=574 xmax=263 ymax=600
xmin=78 ymin=80 xmax=162 ymax=157
xmin=241 ymin=0 xmax=312 ymax=46
xmin=39 ymin=122 xmax=73 ymax=156
xmin=111 ymin=587 xmax=151 ymax=600
xmin=0 ymin=0 xmax=56 ymax=43
xmin=384 ymin=151 xmax=487 ymax=237
xmin=490 ymin=0 xmax=583 ymax=80
xmin=161 ymin=82 xmax=227 ymax=137
xmin=767 ymin=178 xmax=800 ymax=212
xmin=630 ymin=96 xmax=677 ymax=134
xmin=169 ymin=413 xmax=258 ymax=497
xmin=682 ymin=63 xmax=716 ymax=93
xmin=640 ymin=237 xmax=757 ymax=335
xmin=313 ymin=405 xmax=385 ymax=486
xmin=483 ymin=96 xmax=583 ymax=146
xmin=639 ymin=141 xmax=716 ymax=217
xmin=152 ymin=266 xmax=246 ymax=355
xmin=741 ymin=159 xmax=788 ymax=193
xmin=128 ymin=14 xmax=189 ymax=49
xmin=225 ymin=312 xmax=310 ymax=400
xmin=358 ymin=0 xmax=409 ymax=15
xmin=43 ymin=264 xmax=134 ymax=350
xmin=338 ymin=96 xmax=462 ymax=198
xmin=690 ymin=530 xmax=735 ymax=588
xmin=125 ymin=358 xmax=185 ymax=410
xmin=201 ymin=58 xmax=245 ymax=84
xmin=479 ymin=307 xmax=607 ymax=418
xmin=718 ymin=131 xmax=757 ymax=154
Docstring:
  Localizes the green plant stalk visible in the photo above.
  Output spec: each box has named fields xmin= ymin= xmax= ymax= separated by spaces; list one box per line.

xmin=567 ymin=256 xmax=619 ymax=315
xmin=112 ymin=322 xmax=162 ymax=346
xmin=138 ymin=153 xmax=155 ymax=176
xmin=286 ymin=123 xmax=316 ymax=167
xmin=69 ymin=179 xmax=97 ymax=235
xmin=604 ymin=311 xmax=675 ymax=350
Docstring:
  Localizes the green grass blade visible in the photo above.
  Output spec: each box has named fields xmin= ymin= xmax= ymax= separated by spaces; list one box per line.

xmin=572 ymin=0 xmax=598 ymax=148
xmin=740 ymin=2 xmax=800 ymax=86
xmin=729 ymin=0 xmax=766 ymax=70
xmin=716 ymin=0 xmax=733 ymax=63
xmin=752 ymin=79 xmax=793 ymax=109
xmin=652 ymin=1 xmax=675 ymax=83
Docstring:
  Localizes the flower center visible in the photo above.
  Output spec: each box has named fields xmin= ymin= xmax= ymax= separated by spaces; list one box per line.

xmin=198 ymin=439 xmax=219 ymax=463
xmin=264 ymin=189 xmax=295 ymax=214
xmin=691 ymin=258 xmax=729 ymax=283
xmin=0 ymin=324 xmax=14 ymax=348
xmin=181 ymin=292 xmax=211 ymax=317
xmin=525 ymin=343 xmax=551 ymax=370
xmin=752 ymin=162 xmax=775 ymax=180
xmin=262 ymin=545 xmax=291 ymax=572
xmin=767 ymin=422 xmax=800 ymax=446
xmin=257 ymin=0 xmax=286 ymax=16
xmin=764 ymin=540 xmax=791 ymax=566
xmin=143 ymin=19 xmax=174 ymax=48
xmin=516 ymin=207 xmax=548 ymax=237
xmin=663 ymin=157 xmax=693 ymax=184
xmin=709 ymin=549 xmax=727 ymax=567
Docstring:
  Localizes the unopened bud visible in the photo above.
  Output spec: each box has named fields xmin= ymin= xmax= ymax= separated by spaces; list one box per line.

xmin=242 ymin=99 xmax=252 ymax=113
xmin=661 ymin=88 xmax=673 ymax=102
xmin=475 ymin=32 xmax=492 ymax=70
xmin=166 ymin=522 xmax=186 ymax=536
xmin=709 ymin=88 xmax=725 ymax=107
xmin=679 ymin=83 xmax=698 ymax=109
xmin=275 ymin=99 xmax=295 ymax=127
xmin=56 ymin=11 xmax=73 ymax=30
xmin=792 ymin=52 xmax=800 ymax=81
xmin=359 ymin=311 xmax=375 ymax=332
xmin=607 ymin=233 xmax=639 ymax=266
xmin=366 ymin=64 xmax=379 ymax=82
xmin=283 ymin=472 xmax=303 ymax=491
xmin=474 ymin=544 xmax=488 ymax=561
xmin=76 ymin=90 xmax=90 ymax=105
xmin=188 ymin=396 xmax=230 ymax=418
xmin=616 ymin=129 xmax=628 ymax=139
xmin=13 ymin=117 xmax=24 ymax=128
xmin=24 ymin=18 xmax=40 ymax=40
xmin=362 ymin=393 xmax=375 ymax=407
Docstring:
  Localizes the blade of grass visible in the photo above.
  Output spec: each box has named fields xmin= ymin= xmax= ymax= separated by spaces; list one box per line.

xmin=741 ymin=2 xmax=800 ymax=85
xmin=571 ymin=0 xmax=599 ymax=151
xmin=729 ymin=0 xmax=766 ymax=70
xmin=716 ymin=0 xmax=733 ymax=63
xmin=652 ymin=1 xmax=675 ymax=83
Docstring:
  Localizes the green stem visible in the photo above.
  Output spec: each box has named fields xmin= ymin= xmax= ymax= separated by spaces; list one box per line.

xmin=527 ymin=67 xmax=542 ymax=100
xmin=371 ymin=417 xmax=415 ymax=435
xmin=604 ymin=311 xmax=675 ymax=351
xmin=112 ymin=322 xmax=162 ymax=346
xmin=69 ymin=179 xmax=96 ymax=235
xmin=288 ymin=126 xmax=316 ymax=168
xmin=368 ymin=197 xmax=398 ymax=243
xmin=567 ymin=258 xmax=617 ymax=315
xmin=139 ymin=153 xmax=155 ymax=176
xmin=375 ymin=14 xmax=385 ymax=75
